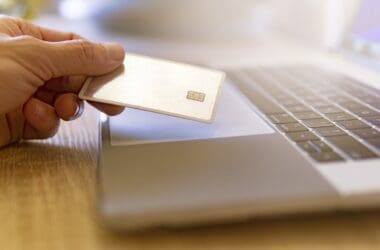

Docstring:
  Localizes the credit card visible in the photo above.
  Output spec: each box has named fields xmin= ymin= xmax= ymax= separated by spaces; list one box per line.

xmin=79 ymin=54 xmax=225 ymax=123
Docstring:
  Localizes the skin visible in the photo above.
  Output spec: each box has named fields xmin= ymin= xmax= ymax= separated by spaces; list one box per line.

xmin=0 ymin=15 xmax=126 ymax=148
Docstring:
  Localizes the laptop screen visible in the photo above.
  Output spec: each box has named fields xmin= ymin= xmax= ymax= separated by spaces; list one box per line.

xmin=350 ymin=0 xmax=380 ymax=45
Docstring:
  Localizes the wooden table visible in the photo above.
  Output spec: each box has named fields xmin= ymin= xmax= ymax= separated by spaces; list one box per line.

xmin=1 ymin=106 xmax=380 ymax=250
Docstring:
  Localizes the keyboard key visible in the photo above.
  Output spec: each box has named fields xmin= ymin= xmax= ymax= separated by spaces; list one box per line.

xmin=228 ymin=72 xmax=285 ymax=115
xmin=346 ymin=90 xmax=369 ymax=99
xmin=244 ymin=70 xmax=276 ymax=87
xmin=313 ymin=140 xmax=334 ymax=152
xmin=368 ymin=102 xmax=380 ymax=110
xmin=349 ymin=90 xmax=372 ymax=99
xmin=293 ymin=111 xmax=322 ymax=120
xmin=326 ymin=135 xmax=378 ymax=159
xmin=286 ymin=104 xmax=311 ymax=113
xmin=357 ymin=84 xmax=380 ymax=96
xmin=297 ymin=140 xmax=333 ymax=153
xmin=303 ymin=119 xmax=333 ymax=128
xmin=327 ymin=95 xmax=351 ymax=103
xmin=293 ymin=88 xmax=313 ymax=96
xmin=303 ymin=94 xmax=320 ymax=102
xmin=307 ymin=99 xmax=330 ymax=108
xmin=270 ymin=91 xmax=290 ymax=100
xmin=286 ymin=131 xmax=319 ymax=142
xmin=367 ymin=138 xmax=380 ymax=150
xmin=277 ymin=123 xmax=308 ymax=133
xmin=317 ymin=89 xmax=338 ymax=97
xmin=360 ymin=95 xmax=380 ymax=105
xmin=364 ymin=116 xmax=380 ymax=127
xmin=341 ymin=84 xmax=360 ymax=93
xmin=256 ymin=102 xmax=285 ymax=115
xmin=337 ymin=120 xmax=370 ymax=130
xmin=309 ymin=151 xmax=344 ymax=162
xmin=316 ymin=106 xmax=343 ymax=114
xmin=314 ymin=126 xmax=346 ymax=137
xmin=269 ymin=113 xmax=297 ymax=124
xmin=277 ymin=98 xmax=300 ymax=106
xmin=340 ymin=101 xmax=366 ymax=111
xmin=350 ymin=108 xmax=380 ymax=118
xmin=262 ymin=85 xmax=285 ymax=94
xmin=351 ymin=128 xmax=380 ymax=139
xmin=325 ymin=112 xmax=355 ymax=121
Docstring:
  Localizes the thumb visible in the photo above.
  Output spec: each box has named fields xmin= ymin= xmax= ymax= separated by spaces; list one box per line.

xmin=42 ymin=39 xmax=125 ymax=78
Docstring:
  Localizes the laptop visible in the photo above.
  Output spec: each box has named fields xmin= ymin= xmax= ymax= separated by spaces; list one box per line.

xmin=98 ymin=0 xmax=380 ymax=230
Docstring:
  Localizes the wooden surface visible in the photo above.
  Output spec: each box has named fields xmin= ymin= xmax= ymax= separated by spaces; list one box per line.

xmin=1 ymin=106 xmax=380 ymax=250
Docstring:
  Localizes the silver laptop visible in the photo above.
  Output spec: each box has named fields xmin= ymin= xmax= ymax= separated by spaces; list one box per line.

xmin=98 ymin=0 xmax=380 ymax=230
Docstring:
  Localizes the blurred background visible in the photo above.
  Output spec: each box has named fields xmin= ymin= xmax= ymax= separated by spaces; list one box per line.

xmin=0 ymin=0 xmax=362 ymax=47
xmin=0 ymin=0 xmax=372 ymax=62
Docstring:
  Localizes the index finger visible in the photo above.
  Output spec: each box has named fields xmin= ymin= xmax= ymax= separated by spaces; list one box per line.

xmin=23 ymin=21 xmax=83 ymax=41
xmin=35 ymin=25 xmax=83 ymax=41
xmin=2 ymin=15 xmax=83 ymax=41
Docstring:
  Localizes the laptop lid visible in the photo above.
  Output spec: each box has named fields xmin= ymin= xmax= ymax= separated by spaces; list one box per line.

xmin=342 ymin=0 xmax=380 ymax=58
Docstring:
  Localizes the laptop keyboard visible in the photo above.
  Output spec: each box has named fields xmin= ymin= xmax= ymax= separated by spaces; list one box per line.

xmin=227 ymin=66 xmax=380 ymax=163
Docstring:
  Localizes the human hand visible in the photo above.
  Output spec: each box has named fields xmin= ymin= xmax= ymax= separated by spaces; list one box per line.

xmin=0 ymin=15 xmax=125 ymax=148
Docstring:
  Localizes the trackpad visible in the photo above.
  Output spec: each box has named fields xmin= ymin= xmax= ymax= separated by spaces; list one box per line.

xmin=109 ymin=82 xmax=274 ymax=146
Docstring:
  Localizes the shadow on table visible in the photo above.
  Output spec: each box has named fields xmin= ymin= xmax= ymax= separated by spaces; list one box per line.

xmin=103 ymin=210 xmax=380 ymax=249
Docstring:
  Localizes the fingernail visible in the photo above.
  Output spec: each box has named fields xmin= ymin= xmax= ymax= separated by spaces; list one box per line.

xmin=34 ymin=102 xmax=46 ymax=118
xmin=72 ymin=105 xmax=80 ymax=120
xmin=71 ymin=100 xmax=84 ymax=120
xmin=105 ymin=43 xmax=125 ymax=61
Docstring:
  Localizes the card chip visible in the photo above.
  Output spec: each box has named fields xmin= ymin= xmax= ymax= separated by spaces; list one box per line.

xmin=187 ymin=91 xmax=206 ymax=102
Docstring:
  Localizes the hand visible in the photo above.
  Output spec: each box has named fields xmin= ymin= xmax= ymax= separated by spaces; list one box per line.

xmin=0 ymin=15 xmax=125 ymax=148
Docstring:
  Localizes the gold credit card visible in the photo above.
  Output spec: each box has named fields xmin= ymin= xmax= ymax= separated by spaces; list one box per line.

xmin=79 ymin=54 xmax=225 ymax=123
